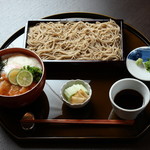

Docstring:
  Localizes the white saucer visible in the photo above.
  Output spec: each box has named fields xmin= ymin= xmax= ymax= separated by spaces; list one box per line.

xmin=126 ymin=46 xmax=150 ymax=81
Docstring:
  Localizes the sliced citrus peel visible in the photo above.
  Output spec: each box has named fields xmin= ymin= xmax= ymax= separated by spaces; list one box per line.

xmin=8 ymin=69 xmax=33 ymax=87
xmin=16 ymin=70 xmax=33 ymax=87
xmin=8 ymin=69 xmax=20 ymax=85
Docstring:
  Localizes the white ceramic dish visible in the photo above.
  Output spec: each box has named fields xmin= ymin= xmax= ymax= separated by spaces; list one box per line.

xmin=60 ymin=79 xmax=92 ymax=108
xmin=109 ymin=78 xmax=150 ymax=120
xmin=126 ymin=46 xmax=150 ymax=81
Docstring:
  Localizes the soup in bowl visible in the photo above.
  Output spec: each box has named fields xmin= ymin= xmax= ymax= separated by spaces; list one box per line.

xmin=0 ymin=47 xmax=46 ymax=108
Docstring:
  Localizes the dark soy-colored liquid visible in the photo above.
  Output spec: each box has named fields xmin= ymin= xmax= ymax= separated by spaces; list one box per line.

xmin=114 ymin=89 xmax=143 ymax=109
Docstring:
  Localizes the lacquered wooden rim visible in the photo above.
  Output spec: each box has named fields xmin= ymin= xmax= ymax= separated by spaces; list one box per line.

xmin=0 ymin=12 xmax=150 ymax=49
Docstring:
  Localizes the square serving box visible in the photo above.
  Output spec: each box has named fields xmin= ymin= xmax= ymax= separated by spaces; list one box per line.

xmin=24 ymin=19 xmax=124 ymax=76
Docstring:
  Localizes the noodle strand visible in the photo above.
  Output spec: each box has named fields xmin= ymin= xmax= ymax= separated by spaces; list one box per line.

xmin=27 ymin=20 xmax=122 ymax=60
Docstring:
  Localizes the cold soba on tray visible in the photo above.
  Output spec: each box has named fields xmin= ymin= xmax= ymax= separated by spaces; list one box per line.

xmin=25 ymin=19 xmax=123 ymax=61
xmin=0 ymin=53 xmax=42 ymax=96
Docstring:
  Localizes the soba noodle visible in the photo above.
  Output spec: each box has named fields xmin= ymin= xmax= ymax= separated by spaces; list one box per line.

xmin=27 ymin=20 xmax=122 ymax=60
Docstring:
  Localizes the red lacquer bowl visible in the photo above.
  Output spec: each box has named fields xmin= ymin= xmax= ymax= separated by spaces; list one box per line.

xmin=0 ymin=48 xmax=46 ymax=108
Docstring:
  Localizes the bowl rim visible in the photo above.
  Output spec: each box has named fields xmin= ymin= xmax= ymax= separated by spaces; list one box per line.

xmin=109 ymin=78 xmax=150 ymax=112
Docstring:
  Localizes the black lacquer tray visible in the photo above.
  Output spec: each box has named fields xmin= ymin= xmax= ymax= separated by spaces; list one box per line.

xmin=0 ymin=12 xmax=150 ymax=140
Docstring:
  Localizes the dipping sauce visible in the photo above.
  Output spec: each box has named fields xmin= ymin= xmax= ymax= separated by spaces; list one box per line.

xmin=114 ymin=89 xmax=143 ymax=109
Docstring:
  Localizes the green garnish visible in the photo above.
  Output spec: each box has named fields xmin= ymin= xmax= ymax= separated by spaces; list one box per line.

xmin=144 ymin=59 xmax=150 ymax=72
xmin=0 ymin=58 xmax=7 ymax=72
xmin=136 ymin=58 xmax=150 ymax=72
xmin=136 ymin=58 xmax=143 ymax=66
xmin=22 ymin=65 xmax=42 ymax=82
